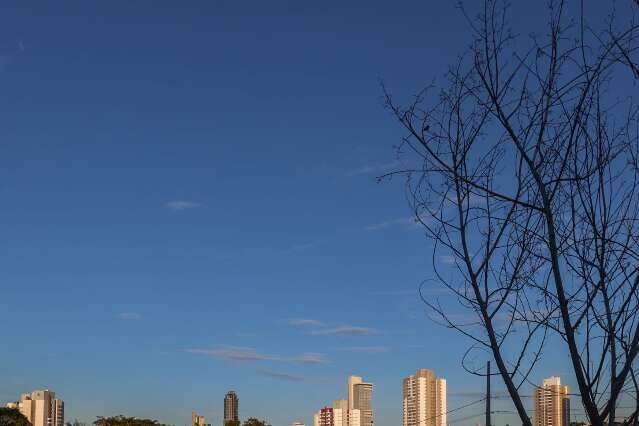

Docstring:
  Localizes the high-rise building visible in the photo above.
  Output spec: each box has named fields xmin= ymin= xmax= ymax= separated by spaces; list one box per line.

xmin=534 ymin=377 xmax=570 ymax=426
xmin=292 ymin=421 xmax=306 ymax=426
xmin=345 ymin=376 xmax=373 ymax=426
xmin=192 ymin=412 xmax=206 ymax=426
xmin=347 ymin=376 xmax=363 ymax=411
xmin=224 ymin=391 xmax=239 ymax=423
xmin=6 ymin=390 xmax=64 ymax=426
xmin=352 ymin=383 xmax=373 ymax=426
xmin=402 ymin=369 xmax=447 ymax=426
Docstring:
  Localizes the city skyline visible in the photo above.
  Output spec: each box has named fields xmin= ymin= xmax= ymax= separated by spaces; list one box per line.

xmin=4 ymin=374 xmax=580 ymax=426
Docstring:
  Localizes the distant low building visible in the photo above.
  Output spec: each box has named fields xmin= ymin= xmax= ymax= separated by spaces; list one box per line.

xmin=6 ymin=389 xmax=64 ymax=426
xmin=192 ymin=411 xmax=207 ymax=426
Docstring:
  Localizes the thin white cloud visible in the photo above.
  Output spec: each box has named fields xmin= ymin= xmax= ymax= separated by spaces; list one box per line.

xmin=311 ymin=325 xmax=378 ymax=336
xmin=345 ymin=160 xmax=402 ymax=177
xmin=438 ymin=255 xmax=456 ymax=265
xmin=288 ymin=318 xmax=324 ymax=327
xmin=370 ymin=289 xmax=418 ymax=296
xmin=186 ymin=347 xmax=327 ymax=364
xmin=256 ymin=369 xmax=304 ymax=382
xmin=364 ymin=216 xmax=421 ymax=231
xmin=288 ymin=242 xmax=317 ymax=251
xmin=186 ymin=347 xmax=271 ymax=362
xmin=117 ymin=312 xmax=142 ymax=320
xmin=0 ymin=56 xmax=10 ymax=72
xmin=290 ymin=353 xmax=327 ymax=364
xmin=166 ymin=200 xmax=200 ymax=211
xmin=338 ymin=346 xmax=389 ymax=353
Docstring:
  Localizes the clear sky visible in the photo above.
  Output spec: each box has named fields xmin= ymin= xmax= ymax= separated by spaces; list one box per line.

xmin=0 ymin=1 xmax=622 ymax=426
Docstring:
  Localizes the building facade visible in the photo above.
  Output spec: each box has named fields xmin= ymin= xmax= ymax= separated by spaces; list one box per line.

xmin=352 ymin=383 xmax=373 ymax=426
xmin=402 ymin=369 xmax=447 ymax=426
xmin=314 ymin=377 xmax=372 ymax=426
xmin=224 ymin=391 xmax=239 ymax=423
xmin=314 ymin=407 xmax=334 ymax=426
xmin=192 ymin=412 xmax=206 ymax=426
xmin=6 ymin=390 xmax=64 ymax=426
xmin=534 ymin=377 xmax=570 ymax=426
xmin=347 ymin=377 xmax=363 ymax=411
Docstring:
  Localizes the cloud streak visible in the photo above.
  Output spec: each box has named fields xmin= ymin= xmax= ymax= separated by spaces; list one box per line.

xmin=256 ymin=369 xmax=304 ymax=382
xmin=338 ymin=346 xmax=389 ymax=353
xmin=290 ymin=353 xmax=327 ymax=364
xmin=289 ymin=318 xmax=324 ymax=327
xmin=186 ymin=347 xmax=327 ymax=364
xmin=311 ymin=325 xmax=377 ymax=336
xmin=345 ymin=160 xmax=402 ymax=177
xmin=166 ymin=200 xmax=200 ymax=211
xmin=117 ymin=312 xmax=142 ymax=320
xmin=364 ymin=216 xmax=416 ymax=231
xmin=186 ymin=347 xmax=270 ymax=361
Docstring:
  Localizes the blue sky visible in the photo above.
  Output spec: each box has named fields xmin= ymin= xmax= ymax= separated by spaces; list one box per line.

xmin=0 ymin=1 xmax=622 ymax=425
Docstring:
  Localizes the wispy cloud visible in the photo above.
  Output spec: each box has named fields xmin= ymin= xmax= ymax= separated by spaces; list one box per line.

xmin=438 ymin=255 xmax=456 ymax=265
xmin=0 ymin=56 xmax=9 ymax=72
xmin=364 ymin=216 xmax=419 ymax=231
xmin=311 ymin=325 xmax=377 ymax=336
xmin=256 ymin=369 xmax=304 ymax=382
xmin=186 ymin=347 xmax=270 ymax=361
xmin=370 ymin=289 xmax=418 ymax=296
xmin=186 ymin=347 xmax=327 ymax=364
xmin=288 ymin=242 xmax=317 ymax=251
xmin=117 ymin=312 xmax=142 ymax=320
xmin=289 ymin=318 xmax=324 ymax=327
xmin=166 ymin=200 xmax=200 ymax=211
xmin=290 ymin=353 xmax=327 ymax=364
xmin=338 ymin=346 xmax=389 ymax=353
xmin=345 ymin=160 xmax=402 ymax=177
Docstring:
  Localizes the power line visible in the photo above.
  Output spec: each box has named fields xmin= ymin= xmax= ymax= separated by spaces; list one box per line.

xmin=412 ymin=398 xmax=487 ymax=425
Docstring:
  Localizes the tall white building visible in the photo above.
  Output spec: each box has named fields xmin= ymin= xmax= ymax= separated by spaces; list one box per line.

xmin=333 ymin=399 xmax=348 ymax=426
xmin=347 ymin=376 xmax=362 ymax=411
xmin=6 ymin=390 xmax=64 ymax=426
xmin=346 ymin=376 xmax=373 ymax=426
xmin=534 ymin=377 xmax=570 ymax=426
xmin=402 ymin=369 xmax=447 ymax=426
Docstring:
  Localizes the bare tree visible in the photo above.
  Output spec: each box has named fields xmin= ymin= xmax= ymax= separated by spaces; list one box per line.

xmin=384 ymin=1 xmax=639 ymax=425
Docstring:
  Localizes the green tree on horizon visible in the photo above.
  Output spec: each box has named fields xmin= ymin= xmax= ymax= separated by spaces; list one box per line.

xmin=0 ymin=407 xmax=31 ymax=426
xmin=93 ymin=415 xmax=168 ymax=426
xmin=241 ymin=418 xmax=270 ymax=426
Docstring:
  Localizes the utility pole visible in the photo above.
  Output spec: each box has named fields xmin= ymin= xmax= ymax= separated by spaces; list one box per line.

xmin=486 ymin=361 xmax=491 ymax=426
